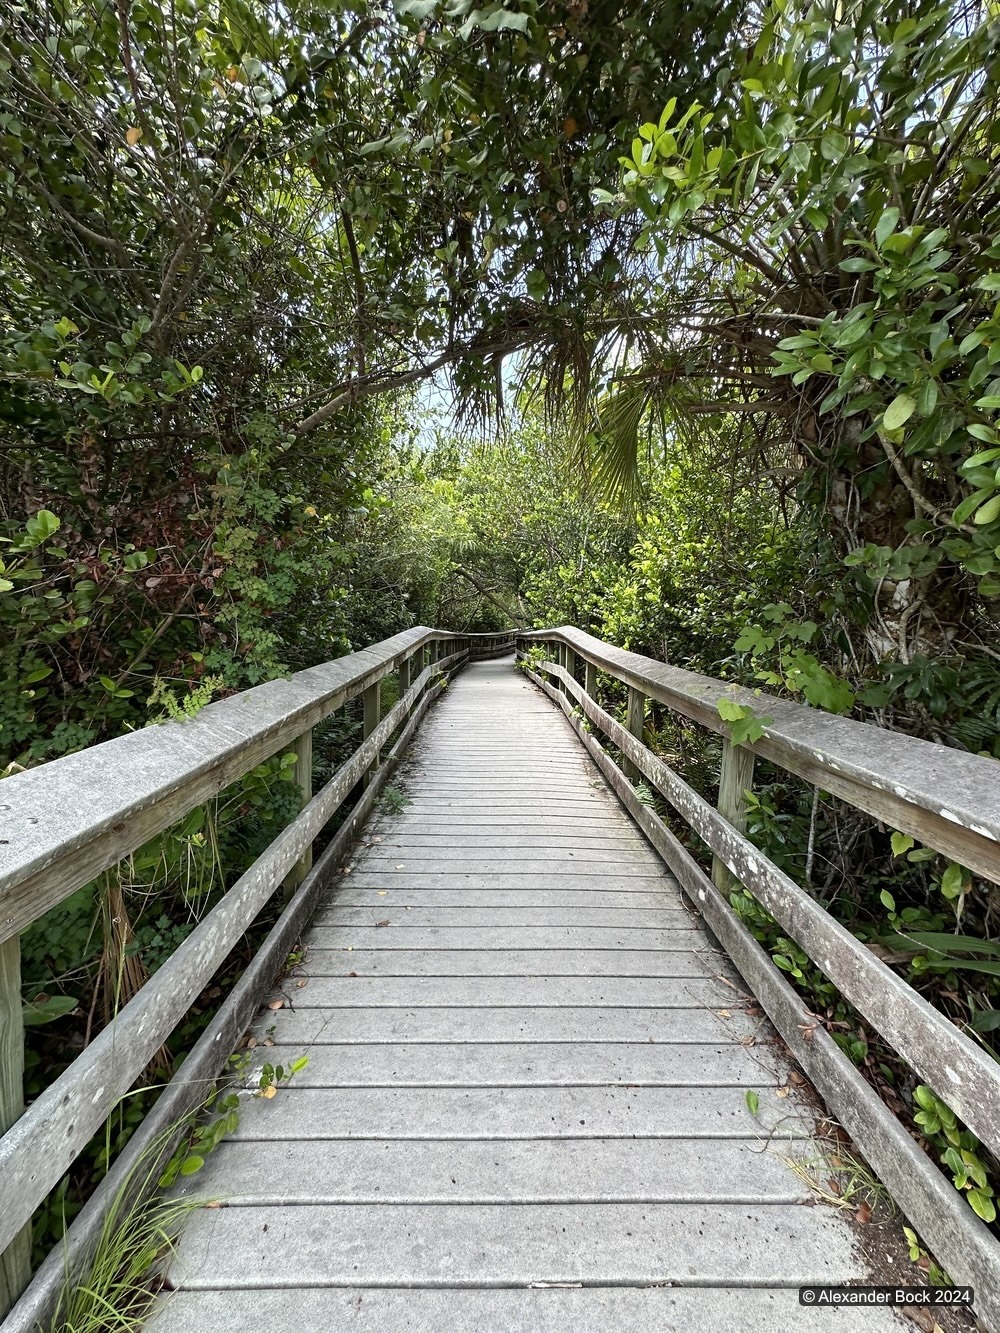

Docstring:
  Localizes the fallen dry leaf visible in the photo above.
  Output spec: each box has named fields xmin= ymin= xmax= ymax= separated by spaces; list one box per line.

xmin=126 ymin=126 xmax=142 ymax=145
xmin=376 ymin=919 xmax=391 ymax=927
xmin=788 ymin=1070 xmax=805 ymax=1085
xmin=246 ymin=1036 xmax=257 ymax=1048
xmin=717 ymin=1009 xmax=731 ymax=1019
xmin=377 ymin=891 xmax=388 ymax=897
xmin=776 ymin=1086 xmax=789 ymax=1099
xmin=855 ymin=1199 xmax=872 ymax=1224
xmin=260 ymin=1084 xmax=277 ymax=1100
xmin=347 ymin=971 xmax=357 ymax=977
xmin=204 ymin=1200 xmax=222 ymax=1209
xmin=296 ymin=979 xmax=307 ymax=988
xmin=267 ymin=999 xmax=284 ymax=1010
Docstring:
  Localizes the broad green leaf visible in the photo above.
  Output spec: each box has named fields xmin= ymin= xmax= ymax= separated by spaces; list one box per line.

xmin=882 ymin=394 xmax=915 ymax=431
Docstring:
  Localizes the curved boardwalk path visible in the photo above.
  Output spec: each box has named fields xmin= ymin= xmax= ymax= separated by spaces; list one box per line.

xmin=152 ymin=659 xmax=904 ymax=1331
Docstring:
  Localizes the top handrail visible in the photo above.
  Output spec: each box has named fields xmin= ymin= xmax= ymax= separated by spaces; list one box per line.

xmin=519 ymin=626 xmax=1000 ymax=885
xmin=0 ymin=626 xmax=466 ymax=944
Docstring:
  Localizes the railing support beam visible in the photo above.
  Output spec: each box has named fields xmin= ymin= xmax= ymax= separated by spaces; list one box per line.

xmin=624 ymin=685 xmax=645 ymax=782
xmin=0 ymin=936 xmax=31 ymax=1318
xmin=712 ymin=739 xmax=755 ymax=897
xmin=362 ymin=680 xmax=382 ymax=787
xmin=282 ymin=728 xmax=313 ymax=899
xmin=584 ymin=657 xmax=598 ymax=702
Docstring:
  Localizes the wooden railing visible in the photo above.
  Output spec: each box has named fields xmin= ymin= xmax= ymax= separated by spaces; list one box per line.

xmin=518 ymin=626 xmax=1000 ymax=1326
xmin=0 ymin=627 xmax=510 ymax=1329
xmin=467 ymin=630 xmax=517 ymax=659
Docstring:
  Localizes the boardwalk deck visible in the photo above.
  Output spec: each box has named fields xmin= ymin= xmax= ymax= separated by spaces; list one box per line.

xmin=150 ymin=659 xmax=905 ymax=1331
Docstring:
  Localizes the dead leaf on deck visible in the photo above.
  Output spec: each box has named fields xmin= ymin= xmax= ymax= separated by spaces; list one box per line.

xmin=348 ymin=971 xmax=357 ymax=977
xmin=267 ymin=999 xmax=284 ymax=1010
xmin=296 ymin=979 xmax=307 ymax=988
xmin=855 ymin=1200 xmax=872 ymax=1224
xmin=717 ymin=1009 xmax=731 ymax=1019
xmin=776 ymin=1086 xmax=789 ymax=1099
xmin=376 ymin=919 xmax=391 ymax=927
xmin=261 ymin=1084 xmax=277 ymax=1100
xmin=377 ymin=891 xmax=388 ymax=896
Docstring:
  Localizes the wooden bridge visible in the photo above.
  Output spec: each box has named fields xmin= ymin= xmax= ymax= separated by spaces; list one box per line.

xmin=1 ymin=629 xmax=999 ymax=1330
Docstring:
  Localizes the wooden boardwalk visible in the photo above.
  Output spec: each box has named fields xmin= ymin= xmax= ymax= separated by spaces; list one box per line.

xmin=152 ymin=658 xmax=905 ymax=1331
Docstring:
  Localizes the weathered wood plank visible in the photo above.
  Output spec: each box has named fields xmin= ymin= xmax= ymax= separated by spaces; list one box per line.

xmin=297 ymin=948 xmax=730 ymax=978
xmin=162 ymin=1202 xmax=872 ymax=1289
xmin=269 ymin=976 xmax=736 ymax=1008
xmin=226 ymin=1085 xmax=806 ymax=1142
xmin=174 ymin=1137 xmax=811 ymax=1204
xmin=148 ymin=1286 xmax=907 ymax=1333
xmin=233 ymin=1041 xmax=778 ymax=1087
xmin=302 ymin=926 xmax=707 ymax=950
xmin=251 ymin=1006 xmax=758 ymax=1045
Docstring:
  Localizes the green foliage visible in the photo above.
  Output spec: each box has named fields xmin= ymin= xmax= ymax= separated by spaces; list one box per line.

xmin=913 ymin=1085 xmax=996 ymax=1223
xmin=716 ymin=697 xmax=772 ymax=747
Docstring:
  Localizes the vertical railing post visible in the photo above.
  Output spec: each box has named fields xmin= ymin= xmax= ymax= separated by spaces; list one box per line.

xmin=712 ymin=740 xmax=756 ymax=896
xmin=624 ymin=685 xmax=645 ymax=782
xmin=0 ymin=935 xmax=31 ymax=1316
xmin=398 ymin=651 xmax=412 ymax=696
xmin=282 ymin=727 xmax=313 ymax=898
xmin=584 ymin=656 xmax=598 ymax=702
xmin=362 ymin=679 xmax=382 ymax=787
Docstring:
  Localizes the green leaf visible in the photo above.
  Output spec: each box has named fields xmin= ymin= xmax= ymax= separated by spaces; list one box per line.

xmin=745 ymin=1089 xmax=760 ymax=1115
xmin=968 ymin=1189 xmax=996 ymax=1223
xmin=875 ymin=206 xmax=899 ymax=248
xmin=879 ymin=889 xmax=896 ymax=912
xmin=974 ymin=495 xmax=1000 ymax=526
xmin=716 ymin=697 xmax=744 ymax=722
xmin=883 ymin=394 xmax=916 ymax=431
xmin=22 ymin=994 xmax=77 ymax=1026
xmin=179 ymin=1155 xmax=205 ymax=1176
xmin=940 ymin=862 xmax=966 ymax=899
xmin=890 ymin=832 xmax=914 ymax=857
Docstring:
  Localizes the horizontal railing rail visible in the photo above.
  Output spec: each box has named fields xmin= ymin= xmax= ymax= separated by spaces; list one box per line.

xmin=518 ymin=627 xmax=1000 ymax=1329
xmin=0 ymin=628 xmax=474 ymax=1323
xmin=467 ymin=629 xmax=518 ymax=660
